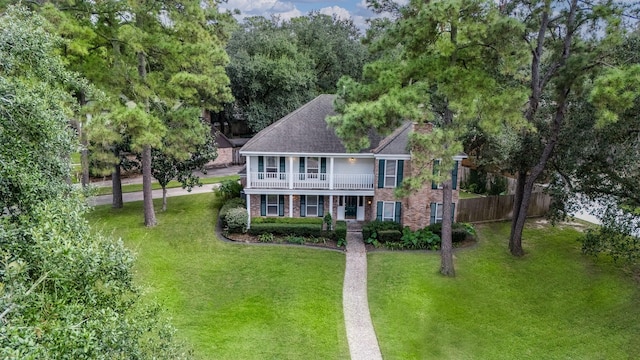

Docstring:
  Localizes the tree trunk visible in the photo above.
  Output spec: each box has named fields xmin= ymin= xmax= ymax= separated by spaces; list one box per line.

xmin=509 ymin=171 xmax=526 ymax=253
xmin=162 ymin=186 xmax=167 ymax=212
xmin=112 ymin=160 xmax=123 ymax=209
xmin=142 ymin=145 xmax=156 ymax=226
xmin=440 ymin=181 xmax=455 ymax=277
xmin=509 ymin=92 xmax=569 ymax=255
xmin=81 ymin=146 xmax=89 ymax=187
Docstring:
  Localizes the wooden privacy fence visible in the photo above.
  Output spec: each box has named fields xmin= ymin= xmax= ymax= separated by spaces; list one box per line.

xmin=456 ymin=192 xmax=551 ymax=223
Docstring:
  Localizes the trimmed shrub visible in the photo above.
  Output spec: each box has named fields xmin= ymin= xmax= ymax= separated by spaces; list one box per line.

xmin=427 ymin=222 xmax=473 ymax=243
xmin=362 ymin=220 xmax=402 ymax=244
xmin=225 ymin=207 xmax=248 ymax=233
xmin=219 ymin=198 xmax=245 ymax=228
xmin=215 ymin=179 xmax=243 ymax=200
xmin=247 ymin=223 xmax=325 ymax=238
xmin=377 ymin=229 xmax=403 ymax=243
xmin=333 ymin=221 xmax=347 ymax=242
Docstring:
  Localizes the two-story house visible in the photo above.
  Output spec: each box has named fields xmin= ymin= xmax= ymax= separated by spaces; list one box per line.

xmin=239 ymin=94 xmax=465 ymax=230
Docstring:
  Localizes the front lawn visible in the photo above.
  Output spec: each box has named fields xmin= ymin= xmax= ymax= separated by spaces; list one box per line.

xmin=87 ymin=193 xmax=348 ymax=360
xmin=368 ymin=220 xmax=640 ymax=359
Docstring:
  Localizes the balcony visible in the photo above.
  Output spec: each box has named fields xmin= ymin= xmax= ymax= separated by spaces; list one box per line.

xmin=248 ymin=172 xmax=374 ymax=190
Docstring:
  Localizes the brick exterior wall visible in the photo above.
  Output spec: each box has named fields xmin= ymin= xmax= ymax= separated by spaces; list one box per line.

xmin=248 ymin=194 xmax=331 ymax=220
xmin=371 ymin=122 xmax=462 ymax=230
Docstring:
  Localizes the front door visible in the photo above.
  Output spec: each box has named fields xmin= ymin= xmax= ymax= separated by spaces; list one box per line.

xmin=345 ymin=196 xmax=357 ymax=219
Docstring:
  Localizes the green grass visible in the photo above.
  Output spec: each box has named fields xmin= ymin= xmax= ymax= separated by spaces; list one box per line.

xmin=459 ymin=190 xmax=484 ymax=199
xmin=87 ymin=193 xmax=348 ymax=360
xmin=368 ymin=221 xmax=640 ymax=359
xmin=92 ymin=175 xmax=240 ymax=196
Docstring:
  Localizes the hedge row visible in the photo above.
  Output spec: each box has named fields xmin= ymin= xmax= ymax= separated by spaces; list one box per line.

xmin=252 ymin=217 xmax=323 ymax=225
xmin=427 ymin=222 xmax=470 ymax=243
xmin=247 ymin=221 xmax=347 ymax=242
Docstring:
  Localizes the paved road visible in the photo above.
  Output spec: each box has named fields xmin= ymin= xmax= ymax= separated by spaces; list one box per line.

xmin=88 ymin=165 xmax=243 ymax=207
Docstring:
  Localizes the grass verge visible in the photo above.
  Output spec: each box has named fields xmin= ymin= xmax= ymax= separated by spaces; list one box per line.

xmin=87 ymin=193 xmax=348 ymax=360
xmin=368 ymin=220 xmax=640 ymax=359
xmin=92 ymin=175 xmax=239 ymax=196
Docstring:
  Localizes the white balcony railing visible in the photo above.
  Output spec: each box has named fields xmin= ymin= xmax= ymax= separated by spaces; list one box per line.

xmin=249 ymin=172 xmax=373 ymax=190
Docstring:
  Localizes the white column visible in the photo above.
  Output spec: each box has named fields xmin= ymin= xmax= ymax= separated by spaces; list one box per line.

xmin=246 ymin=194 xmax=251 ymax=229
xmin=289 ymin=156 xmax=294 ymax=189
xmin=246 ymin=156 xmax=251 ymax=189
xmin=329 ymin=195 xmax=333 ymax=220
xmin=329 ymin=157 xmax=335 ymax=190
xmin=289 ymin=194 xmax=293 ymax=217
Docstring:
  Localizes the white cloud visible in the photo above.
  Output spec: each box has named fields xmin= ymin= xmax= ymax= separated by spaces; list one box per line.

xmin=319 ymin=6 xmax=351 ymax=20
xmin=221 ymin=0 xmax=296 ymax=18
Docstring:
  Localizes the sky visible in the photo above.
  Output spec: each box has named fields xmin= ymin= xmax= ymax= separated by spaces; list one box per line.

xmin=219 ymin=0 xmax=401 ymax=32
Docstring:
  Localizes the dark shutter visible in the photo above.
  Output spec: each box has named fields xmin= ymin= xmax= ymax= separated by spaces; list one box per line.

xmin=431 ymin=160 xmax=440 ymax=189
xmin=279 ymin=195 xmax=285 ymax=217
xmin=430 ymin=203 xmax=436 ymax=225
xmin=394 ymin=202 xmax=402 ymax=223
xmin=320 ymin=158 xmax=326 ymax=173
xmin=258 ymin=156 xmax=264 ymax=179
xmin=451 ymin=202 xmax=456 ymax=222
xmin=452 ymin=161 xmax=459 ymax=190
xmin=318 ymin=196 xmax=324 ymax=217
xmin=300 ymin=196 xmax=306 ymax=217
xmin=280 ymin=157 xmax=285 ymax=172
xmin=396 ymin=160 xmax=404 ymax=188
xmin=376 ymin=201 xmax=383 ymax=221
xmin=378 ymin=159 xmax=385 ymax=188
xmin=260 ymin=195 xmax=266 ymax=216
xmin=299 ymin=157 xmax=305 ymax=180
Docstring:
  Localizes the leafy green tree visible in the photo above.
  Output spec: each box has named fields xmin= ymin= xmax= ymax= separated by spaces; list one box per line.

xmin=328 ymin=0 xmax=526 ymax=276
xmin=37 ymin=0 xmax=233 ymax=226
xmin=0 ymin=7 xmax=186 ymax=357
xmin=287 ymin=12 xmax=369 ymax=93
xmin=221 ymin=13 xmax=369 ymax=133
xmin=548 ymin=32 xmax=640 ymax=264
xmin=502 ymin=0 xmax=628 ymax=256
xmin=224 ymin=16 xmax=316 ymax=133
xmin=151 ymin=107 xmax=218 ymax=211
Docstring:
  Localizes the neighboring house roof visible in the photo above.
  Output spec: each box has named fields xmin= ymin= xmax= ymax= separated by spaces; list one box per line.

xmin=215 ymin=131 xmax=234 ymax=148
xmin=240 ymin=94 xmax=382 ymax=154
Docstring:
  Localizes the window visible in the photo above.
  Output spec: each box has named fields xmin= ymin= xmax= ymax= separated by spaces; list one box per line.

xmin=430 ymin=203 xmax=456 ymax=224
xmin=377 ymin=201 xmax=401 ymax=223
xmin=266 ymin=156 xmax=278 ymax=178
xmin=301 ymin=195 xmax=324 ymax=217
xmin=307 ymin=157 xmax=319 ymax=178
xmin=384 ymin=160 xmax=397 ymax=188
xmin=306 ymin=196 xmax=318 ymax=216
xmin=382 ymin=202 xmax=395 ymax=221
xmin=378 ymin=159 xmax=404 ymax=188
xmin=267 ymin=195 xmax=279 ymax=216
xmin=432 ymin=203 xmax=444 ymax=223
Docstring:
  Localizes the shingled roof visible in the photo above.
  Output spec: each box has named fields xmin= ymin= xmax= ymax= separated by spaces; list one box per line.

xmin=372 ymin=121 xmax=411 ymax=155
xmin=240 ymin=94 xmax=383 ymax=154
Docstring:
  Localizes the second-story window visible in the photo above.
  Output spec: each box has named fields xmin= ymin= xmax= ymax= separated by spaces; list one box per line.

xmin=266 ymin=156 xmax=278 ymax=174
xmin=384 ymin=160 xmax=397 ymax=188
xmin=307 ymin=157 xmax=319 ymax=178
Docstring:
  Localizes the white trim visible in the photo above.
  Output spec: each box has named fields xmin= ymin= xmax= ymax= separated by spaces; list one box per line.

xmin=289 ymin=194 xmax=293 ymax=217
xmin=382 ymin=201 xmax=396 ymax=222
xmin=241 ymin=151 xmax=374 ymax=158
xmin=373 ymin=154 xmax=411 ymax=160
xmin=245 ymin=156 xmax=251 ymax=189
xmin=243 ymin=188 xmax=374 ymax=196
xmin=246 ymin=195 xmax=251 ymax=228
